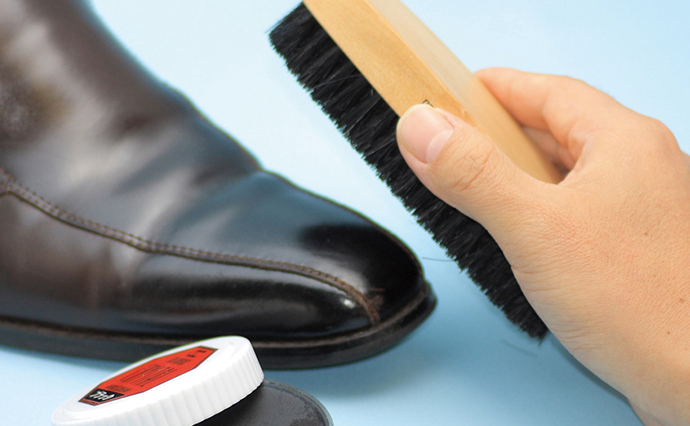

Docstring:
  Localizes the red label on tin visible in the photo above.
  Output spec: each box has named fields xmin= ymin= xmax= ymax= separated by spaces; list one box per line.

xmin=79 ymin=346 xmax=217 ymax=406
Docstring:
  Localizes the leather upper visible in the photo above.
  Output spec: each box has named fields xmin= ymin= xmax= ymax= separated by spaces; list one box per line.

xmin=0 ymin=0 xmax=428 ymax=343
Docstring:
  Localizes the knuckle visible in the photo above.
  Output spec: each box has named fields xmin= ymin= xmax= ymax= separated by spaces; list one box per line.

xmin=646 ymin=117 xmax=676 ymax=145
xmin=630 ymin=116 xmax=680 ymax=157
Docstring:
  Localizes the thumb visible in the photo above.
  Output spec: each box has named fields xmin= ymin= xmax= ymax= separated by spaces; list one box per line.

xmin=396 ymin=104 xmax=544 ymax=234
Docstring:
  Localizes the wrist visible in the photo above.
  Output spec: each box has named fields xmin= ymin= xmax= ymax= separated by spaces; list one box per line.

xmin=618 ymin=323 xmax=690 ymax=426
xmin=633 ymin=403 xmax=665 ymax=426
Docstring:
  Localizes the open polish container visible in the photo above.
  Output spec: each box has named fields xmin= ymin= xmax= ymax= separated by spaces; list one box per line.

xmin=52 ymin=336 xmax=332 ymax=426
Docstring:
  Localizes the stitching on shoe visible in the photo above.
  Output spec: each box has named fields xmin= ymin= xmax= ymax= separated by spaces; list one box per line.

xmin=1 ymin=170 xmax=380 ymax=325
xmin=0 ymin=169 xmax=10 ymax=194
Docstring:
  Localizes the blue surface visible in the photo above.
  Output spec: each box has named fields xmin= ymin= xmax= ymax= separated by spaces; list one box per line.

xmin=2 ymin=0 xmax=689 ymax=424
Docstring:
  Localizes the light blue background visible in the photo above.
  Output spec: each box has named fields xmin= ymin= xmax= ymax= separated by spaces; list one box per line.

xmin=2 ymin=1 xmax=689 ymax=424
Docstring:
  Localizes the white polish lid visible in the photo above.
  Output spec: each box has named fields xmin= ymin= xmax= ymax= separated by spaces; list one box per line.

xmin=52 ymin=336 xmax=264 ymax=426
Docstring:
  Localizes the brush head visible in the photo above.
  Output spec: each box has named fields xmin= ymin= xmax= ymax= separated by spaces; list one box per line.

xmin=269 ymin=3 xmax=548 ymax=339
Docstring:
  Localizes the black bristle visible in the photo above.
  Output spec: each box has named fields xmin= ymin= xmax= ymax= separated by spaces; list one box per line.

xmin=269 ymin=3 xmax=548 ymax=339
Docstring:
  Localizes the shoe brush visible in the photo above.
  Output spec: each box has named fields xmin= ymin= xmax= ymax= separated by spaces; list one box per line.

xmin=270 ymin=0 xmax=561 ymax=338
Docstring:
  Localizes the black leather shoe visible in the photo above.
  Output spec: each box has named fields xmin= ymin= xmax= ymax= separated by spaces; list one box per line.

xmin=0 ymin=0 xmax=435 ymax=368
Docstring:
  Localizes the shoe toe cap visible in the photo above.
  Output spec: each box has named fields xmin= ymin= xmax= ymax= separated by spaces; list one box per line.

xmin=136 ymin=171 xmax=432 ymax=342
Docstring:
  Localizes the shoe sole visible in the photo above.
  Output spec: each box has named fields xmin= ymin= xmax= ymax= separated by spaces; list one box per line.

xmin=0 ymin=281 xmax=436 ymax=369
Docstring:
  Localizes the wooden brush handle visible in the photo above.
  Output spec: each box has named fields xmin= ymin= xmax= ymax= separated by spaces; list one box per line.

xmin=303 ymin=0 xmax=562 ymax=184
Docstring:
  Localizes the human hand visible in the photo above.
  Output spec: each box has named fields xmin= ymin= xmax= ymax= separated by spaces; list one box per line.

xmin=396 ymin=67 xmax=690 ymax=426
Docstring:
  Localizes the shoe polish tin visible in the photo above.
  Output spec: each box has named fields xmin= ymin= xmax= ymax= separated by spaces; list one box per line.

xmin=52 ymin=336 xmax=264 ymax=426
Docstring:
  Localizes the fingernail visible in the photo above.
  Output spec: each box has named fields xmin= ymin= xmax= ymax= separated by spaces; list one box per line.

xmin=397 ymin=104 xmax=453 ymax=164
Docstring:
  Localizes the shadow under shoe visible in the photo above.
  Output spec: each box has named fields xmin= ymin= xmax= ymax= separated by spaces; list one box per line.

xmin=0 ymin=0 xmax=436 ymax=368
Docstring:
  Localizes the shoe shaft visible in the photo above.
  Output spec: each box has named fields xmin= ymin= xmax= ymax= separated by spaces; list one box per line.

xmin=0 ymin=0 xmax=261 ymax=205
xmin=0 ymin=0 xmax=187 ymax=142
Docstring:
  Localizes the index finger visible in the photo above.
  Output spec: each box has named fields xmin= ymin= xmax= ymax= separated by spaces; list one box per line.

xmin=476 ymin=67 xmax=636 ymax=156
